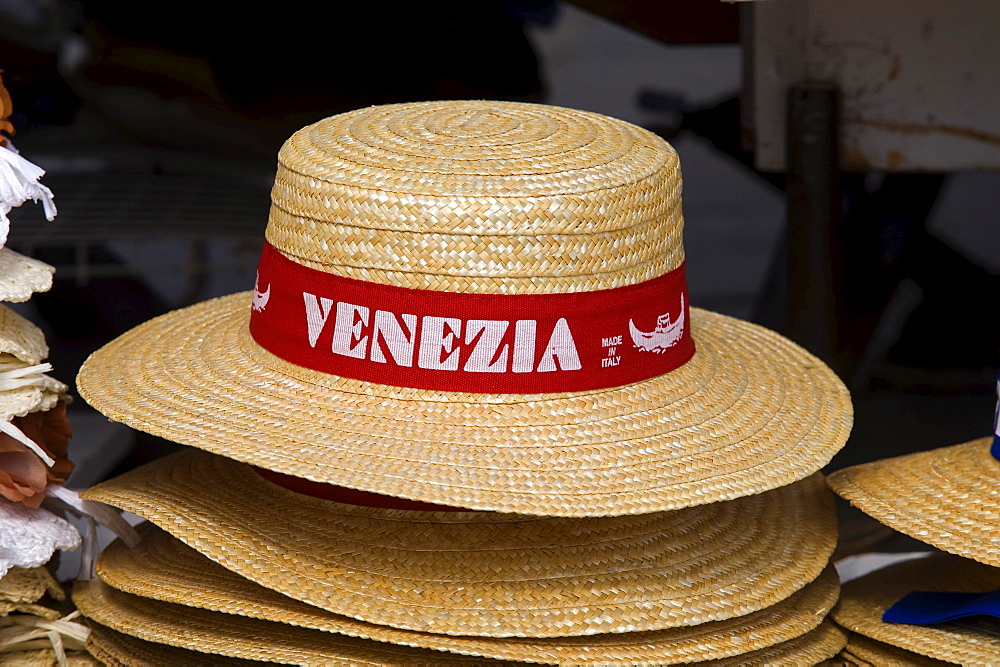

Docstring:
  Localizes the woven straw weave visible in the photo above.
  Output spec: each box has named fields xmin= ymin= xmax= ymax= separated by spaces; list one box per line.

xmin=829 ymin=437 xmax=1000 ymax=566
xmin=832 ymin=553 xmax=1000 ymax=666
xmin=85 ymin=621 xmax=275 ymax=666
xmin=705 ymin=620 xmax=847 ymax=666
xmin=77 ymin=100 xmax=852 ymax=516
xmin=82 ymin=448 xmax=838 ymax=638
xmin=839 ymin=633 xmax=953 ymax=666
xmin=96 ymin=521 xmax=841 ymax=664
xmin=74 ymin=580 xmax=522 ymax=666
xmin=75 ymin=576 xmax=844 ymax=666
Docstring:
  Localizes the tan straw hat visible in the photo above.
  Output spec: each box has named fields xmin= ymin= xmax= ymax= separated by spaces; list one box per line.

xmin=828 ymin=436 xmax=1000 ymax=566
xmin=74 ymin=576 xmax=845 ymax=666
xmin=831 ymin=553 xmax=1000 ymax=666
xmin=80 ymin=448 xmax=838 ymax=638
xmin=93 ymin=520 xmax=841 ymax=664
xmin=85 ymin=622 xmax=270 ymax=667
xmin=0 ymin=249 xmax=53 ymax=303
xmin=83 ymin=622 xmax=848 ymax=667
xmin=838 ymin=633 xmax=953 ymax=666
xmin=76 ymin=100 xmax=852 ymax=517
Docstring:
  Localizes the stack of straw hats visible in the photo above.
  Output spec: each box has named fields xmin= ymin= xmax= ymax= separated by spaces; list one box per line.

xmin=826 ymin=394 xmax=1000 ymax=665
xmin=72 ymin=100 xmax=854 ymax=664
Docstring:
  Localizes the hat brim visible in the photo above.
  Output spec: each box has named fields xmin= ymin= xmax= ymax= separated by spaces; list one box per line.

xmin=831 ymin=553 xmax=1000 ymax=665
xmin=81 ymin=448 xmax=838 ymax=638
xmin=840 ymin=633 xmax=952 ymax=666
xmin=76 ymin=292 xmax=851 ymax=516
xmin=76 ymin=578 xmax=846 ymax=666
xmin=74 ymin=581 xmax=506 ymax=666
xmin=0 ymin=248 xmax=53 ymax=303
xmin=828 ymin=437 xmax=1000 ymax=566
xmin=86 ymin=621 xmax=268 ymax=666
xmin=96 ymin=521 xmax=841 ymax=663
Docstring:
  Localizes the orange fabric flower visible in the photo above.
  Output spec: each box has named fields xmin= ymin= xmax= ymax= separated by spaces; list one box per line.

xmin=0 ymin=400 xmax=73 ymax=508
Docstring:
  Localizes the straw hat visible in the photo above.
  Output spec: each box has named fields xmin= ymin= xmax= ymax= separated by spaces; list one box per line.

xmin=74 ymin=577 xmax=846 ymax=665
xmin=827 ymin=436 xmax=1000 ymax=567
xmin=86 ymin=623 xmax=269 ymax=667
xmin=80 ymin=447 xmax=838 ymax=638
xmin=831 ymin=553 xmax=1000 ymax=666
xmin=76 ymin=100 xmax=852 ymax=517
xmin=838 ymin=633 xmax=952 ymax=666
xmin=93 ymin=520 xmax=841 ymax=663
xmin=74 ymin=580 xmax=527 ymax=666
xmin=0 ymin=249 xmax=53 ymax=303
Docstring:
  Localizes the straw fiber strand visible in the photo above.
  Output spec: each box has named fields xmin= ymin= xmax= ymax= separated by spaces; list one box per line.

xmin=832 ymin=553 xmax=1000 ymax=666
xmin=78 ymin=294 xmax=851 ymax=517
xmin=828 ymin=438 xmax=1000 ymax=566
xmin=840 ymin=633 xmax=953 ymax=666
xmin=82 ymin=448 xmax=838 ymax=638
xmin=74 ymin=580 xmax=519 ymax=666
xmin=96 ymin=521 xmax=841 ymax=663
xmin=0 ymin=248 xmax=53 ymax=303
xmin=85 ymin=621 xmax=276 ymax=666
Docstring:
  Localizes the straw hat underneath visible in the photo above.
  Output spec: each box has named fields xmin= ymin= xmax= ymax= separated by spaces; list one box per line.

xmin=74 ymin=580 xmax=512 ymax=666
xmin=831 ymin=553 xmax=1000 ymax=666
xmin=86 ymin=622 xmax=270 ymax=667
xmin=74 ymin=577 xmax=845 ymax=666
xmin=839 ymin=633 xmax=952 ymax=666
xmin=0 ymin=248 xmax=53 ymax=303
xmin=77 ymin=100 xmax=852 ymax=517
xmin=81 ymin=448 xmax=838 ymax=638
xmin=828 ymin=437 xmax=1000 ymax=567
xmin=95 ymin=522 xmax=841 ymax=664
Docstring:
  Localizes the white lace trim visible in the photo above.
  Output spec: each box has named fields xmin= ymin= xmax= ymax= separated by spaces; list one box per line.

xmin=0 ymin=143 xmax=57 ymax=248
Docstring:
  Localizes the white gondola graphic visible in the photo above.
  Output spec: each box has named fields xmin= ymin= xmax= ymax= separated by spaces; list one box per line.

xmin=628 ymin=295 xmax=685 ymax=353
xmin=252 ymin=272 xmax=271 ymax=312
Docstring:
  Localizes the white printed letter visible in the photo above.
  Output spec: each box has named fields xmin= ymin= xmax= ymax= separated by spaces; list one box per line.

xmin=512 ymin=320 xmax=536 ymax=373
xmin=302 ymin=293 xmax=335 ymax=347
xmin=371 ymin=311 xmax=417 ymax=367
xmin=331 ymin=302 xmax=370 ymax=359
xmin=536 ymin=318 xmax=582 ymax=372
xmin=464 ymin=320 xmax=508 ymax=373
xmin=417 ymin=316 xmax=462 ymax=371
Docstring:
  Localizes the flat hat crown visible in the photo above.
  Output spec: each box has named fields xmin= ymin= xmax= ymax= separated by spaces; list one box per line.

xmin=266 ymin=100 xmax=684 ymax=294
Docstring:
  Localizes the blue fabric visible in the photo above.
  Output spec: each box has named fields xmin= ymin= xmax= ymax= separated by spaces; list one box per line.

xmin=884 ymin=589 xmax=1000 ymax=624
xmin=889 ymin=374 xmax=1000 ymax=626
xmin=992 ymin=377 xmax=1000 ymax=460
